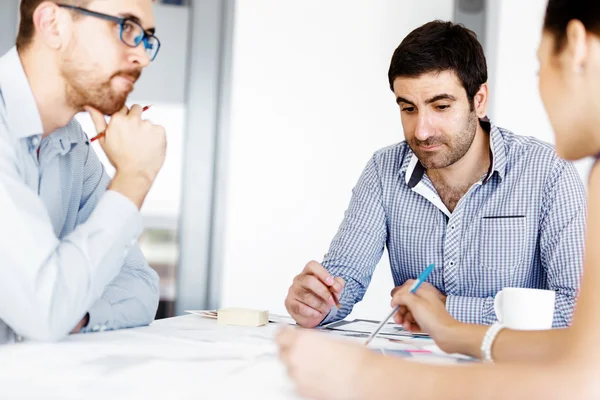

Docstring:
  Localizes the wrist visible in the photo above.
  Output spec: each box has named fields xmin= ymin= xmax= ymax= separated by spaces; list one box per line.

xmin=109 ymin=171 xmax=155 ymax=209
xmin=113 ymin=168 xmax=155 ymax=186
xmin=480 ymin=322 xmax=505 ymax=362
xmin=436 ymin=319 xmax=467 ymax=354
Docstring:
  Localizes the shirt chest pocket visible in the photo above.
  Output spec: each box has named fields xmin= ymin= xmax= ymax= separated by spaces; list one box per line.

xmin=478 ymin=216 xmax=526 ymax=288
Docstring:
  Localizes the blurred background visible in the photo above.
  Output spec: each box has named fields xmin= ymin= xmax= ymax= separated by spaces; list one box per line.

xmin=0 ymin=0 xmax=591 ymax=322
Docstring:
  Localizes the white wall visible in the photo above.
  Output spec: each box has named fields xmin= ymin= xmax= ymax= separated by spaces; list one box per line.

xmin=219 ymin=0 xmax=453 ymax=319
xmin=487 ymin=0 xmax=594 ymax=181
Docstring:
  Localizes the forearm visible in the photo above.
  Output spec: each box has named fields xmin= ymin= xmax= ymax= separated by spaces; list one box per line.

xmin=82 ymin=247 xmax=160 ymax=333
xmin=108 ymin=171 xmax=154 ymax=210
xmin=440 ymin=322 xmax=568 ymax=363
xmin=360 ymin=352 xmax=573 ymax=400
xmin=0 ymin=191 xmax=141 ymax=341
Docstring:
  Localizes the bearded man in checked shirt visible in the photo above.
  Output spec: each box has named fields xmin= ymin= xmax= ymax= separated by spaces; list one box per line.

xmin=285 ymin=20 xmax=585 ymax=330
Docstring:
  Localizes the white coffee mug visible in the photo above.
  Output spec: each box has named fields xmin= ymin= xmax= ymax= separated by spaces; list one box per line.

xmin=494 ymin=287 xmax=556 ymax=330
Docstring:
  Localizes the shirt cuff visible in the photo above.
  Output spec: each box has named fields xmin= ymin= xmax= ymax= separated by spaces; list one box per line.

xmin=80 ymin=298 xmax=114 ymax=333
xmin=446 ymin=295 xmax=496 ymax=325
xmin=319 ymin=306 xmax=340 ymax=326
xmin=318 ymin=286 xmax=350 ymax=326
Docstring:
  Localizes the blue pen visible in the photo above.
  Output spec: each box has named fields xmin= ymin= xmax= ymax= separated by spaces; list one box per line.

xmin=364 ymin=263 xmax=436 ymax=346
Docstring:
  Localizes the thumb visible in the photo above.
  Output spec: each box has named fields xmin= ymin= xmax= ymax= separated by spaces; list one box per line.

xmin=85 ymin=106 xmax=107 ymax=135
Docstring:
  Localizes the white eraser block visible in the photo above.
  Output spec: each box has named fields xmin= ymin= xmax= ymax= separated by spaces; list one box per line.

xmin=217 ymin=307 xmax=269 ymax=327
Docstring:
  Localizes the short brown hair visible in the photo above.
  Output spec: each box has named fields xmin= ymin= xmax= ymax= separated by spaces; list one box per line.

xmin=387 ymin=20 xmax=487 ymax=109
xmin=16 ymin=0 xmax=91 ymax=50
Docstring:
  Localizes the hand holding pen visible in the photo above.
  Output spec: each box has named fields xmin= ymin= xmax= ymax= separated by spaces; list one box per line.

xmin=85 ymin=104 xmax=167 ymax=209
xmin=285 ymin=261 xmax=345 ymax=328
xmin=90 ymin=105 xmax=152 ymax=142
xmin=365 ymin=263 xmax=436 ymax=346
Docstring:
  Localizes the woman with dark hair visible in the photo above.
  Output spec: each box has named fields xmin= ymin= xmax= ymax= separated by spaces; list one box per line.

xmin=277 ymin=1 xmax=600 ymax=398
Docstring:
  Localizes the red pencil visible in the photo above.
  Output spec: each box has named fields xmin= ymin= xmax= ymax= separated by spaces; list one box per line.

xmin=90 ymin=105 xmax=152 ymax=142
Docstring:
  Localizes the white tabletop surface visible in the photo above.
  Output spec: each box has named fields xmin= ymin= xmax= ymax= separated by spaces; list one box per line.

xmin=0 ymin=314 xmax=471 ymax=399
xmin=0 ymin=314 xmax=299 ymax=400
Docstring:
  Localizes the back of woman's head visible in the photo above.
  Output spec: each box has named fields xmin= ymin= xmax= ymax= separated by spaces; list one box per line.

xmin=539 ymin=0 xmax=600 ymax=161
xmin=544 ymin=1 xmax=600 ymax=51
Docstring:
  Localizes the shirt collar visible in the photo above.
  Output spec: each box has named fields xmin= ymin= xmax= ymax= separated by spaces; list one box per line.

xmin=45 ymin=125 xmax=76 ymax=156
xmin=400 ymin=118 xmax=507 ymax=188
xmin=0 ymin=47 xmax=44 ymax=140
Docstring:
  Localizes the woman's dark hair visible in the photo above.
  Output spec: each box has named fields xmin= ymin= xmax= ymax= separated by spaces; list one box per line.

xmin=544 ymin=0 xmax=600 ymax=52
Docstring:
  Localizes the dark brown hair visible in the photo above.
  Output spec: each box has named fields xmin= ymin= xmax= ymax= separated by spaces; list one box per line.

xmin=387 ymin=20 xmax=488 ymax=109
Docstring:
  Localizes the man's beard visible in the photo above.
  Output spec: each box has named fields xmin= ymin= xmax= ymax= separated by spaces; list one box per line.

xmin=408 ymin=111 xmax=479 ymax=170
xmin=61 ymin=59 xmax=141 ymax=115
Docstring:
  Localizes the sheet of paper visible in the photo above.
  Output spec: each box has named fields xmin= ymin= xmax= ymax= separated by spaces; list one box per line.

xmin=322 ymin=319 xmax=430 ymax=338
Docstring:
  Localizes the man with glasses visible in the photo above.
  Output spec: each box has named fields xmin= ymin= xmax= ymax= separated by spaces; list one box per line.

xmin=0 ymin=0 xmax=166 ymax=343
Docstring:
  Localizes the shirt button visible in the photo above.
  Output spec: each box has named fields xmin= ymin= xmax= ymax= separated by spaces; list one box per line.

xmin=450 ymin=261 xmax=455 ymax=266
xmin=451 ymin=225 xmax=455 ymax=230
xmin=31 ymin=137 xmax=40 ymax=147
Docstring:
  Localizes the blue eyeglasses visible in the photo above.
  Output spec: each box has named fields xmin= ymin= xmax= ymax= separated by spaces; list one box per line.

xmin=57 ymin=4 xmax=161 ymax=61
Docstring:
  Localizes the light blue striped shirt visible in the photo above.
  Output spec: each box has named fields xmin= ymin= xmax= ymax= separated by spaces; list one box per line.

xmin=322 ymin=120 xmax=585 ymax=328
xmin=0 ymin=47 xmax=159 ymax=343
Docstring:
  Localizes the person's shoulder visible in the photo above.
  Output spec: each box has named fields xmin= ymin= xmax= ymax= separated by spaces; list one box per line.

xmin=64 ymin=118 xmax=90 ymax=144
xmin=498 ymin=127 xmax=561 ymax=165
xmin=498 ymin=127 xmax=582 ymax=187
xmin=371 ymin=141 xmax=410 ymax=168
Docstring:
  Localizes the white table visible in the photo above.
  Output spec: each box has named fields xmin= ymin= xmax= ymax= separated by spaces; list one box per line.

xmin=0 ymin=315 xmax=298 ymax=399
xmin=0 ymin=314 xmax=471 ymax=399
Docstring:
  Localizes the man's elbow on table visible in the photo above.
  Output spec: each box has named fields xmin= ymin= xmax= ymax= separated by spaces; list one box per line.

xmin=12 ymin=312 xmax=78 ymax=343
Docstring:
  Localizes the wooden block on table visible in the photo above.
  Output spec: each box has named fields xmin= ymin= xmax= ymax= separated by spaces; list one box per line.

xmin=217 ymin=307 xmax=269 ymax=327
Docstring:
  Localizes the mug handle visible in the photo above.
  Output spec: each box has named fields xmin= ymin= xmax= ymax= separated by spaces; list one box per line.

xmin=494 ymin=290 xmax=504 ymax=323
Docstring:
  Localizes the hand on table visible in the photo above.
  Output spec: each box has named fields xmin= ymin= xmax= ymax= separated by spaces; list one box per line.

xmin=285 ymin=261 xmax=345 ymax=328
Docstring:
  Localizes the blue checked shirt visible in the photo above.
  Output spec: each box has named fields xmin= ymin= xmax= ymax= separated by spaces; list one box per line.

xmin=321 ymin=120 xmax=585 ymax=328
xmin=0 ymin=47 xmax=159 ymax=344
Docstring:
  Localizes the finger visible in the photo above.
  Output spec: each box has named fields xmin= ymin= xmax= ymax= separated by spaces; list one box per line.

xmin=128 ymin=104 xmax=143 ymax=118
xmin=393 ymin=311 xmax=403 ymax=325
xmin=332 ymin=276 xmax=345 ymax=293
xmin=289 ymin=298 xmax=323 ymax=319
xmin=393 ymin=305 xmax=407 ymax=324
xmin=84 ymin=106 xmax=108 ymax=134
xmin=297 ymin=274 xmax=336 ymax=306
xmin=107 ymin=105 xmax=129 ymax=125
xmin=295 ymin=289 xmax=331 ymax=314
xmin=303 ymin=261 xmax=334 ymax=286
xmin=115 ymin=104 xmax=129 ymax=116
xmin=406 ymin=311 xmax=416 ymax=325
xmin=391 ymin=288 xmax=416 ymax=307
xmin=406 ymin=321 xmax=422 ymax=333
xmin=391 ymin=279 xmax=416 ymax=298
